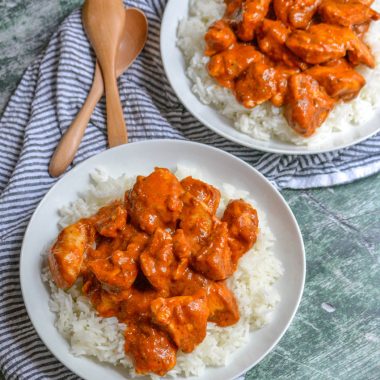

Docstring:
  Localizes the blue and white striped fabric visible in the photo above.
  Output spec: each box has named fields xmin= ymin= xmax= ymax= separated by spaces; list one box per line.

xmin=0 ymin=0 xmax=379 ymax=379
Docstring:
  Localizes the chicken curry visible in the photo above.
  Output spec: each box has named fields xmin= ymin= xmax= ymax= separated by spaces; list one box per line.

xmin=48 ymin=168 xmax=259 ymax=376
xmin=205 ymin=0 xmax=380 ymax=136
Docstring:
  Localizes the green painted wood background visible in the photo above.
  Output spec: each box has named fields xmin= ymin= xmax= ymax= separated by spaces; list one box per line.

xmin=0 ymin=1 xmax=379 ymax=379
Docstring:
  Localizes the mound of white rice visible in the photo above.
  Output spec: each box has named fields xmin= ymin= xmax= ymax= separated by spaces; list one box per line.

xmin=43 ymin=166 xmax=283 ymax=378
xmin=177 ymin=0 xmax=380 ymax=146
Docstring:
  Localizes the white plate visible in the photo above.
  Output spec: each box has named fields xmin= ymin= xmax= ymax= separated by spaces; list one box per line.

xmin=160 ymin=0 xmax=380 ymax=155
xmin=20 ymin=140 xmax=305 ymax=380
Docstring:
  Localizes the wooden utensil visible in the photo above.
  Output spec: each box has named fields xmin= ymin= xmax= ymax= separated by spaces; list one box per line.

xmin=48 ymin=8 xmax=148 ymax=178
xmin=83 ymin=0 xmax=127 ymax=147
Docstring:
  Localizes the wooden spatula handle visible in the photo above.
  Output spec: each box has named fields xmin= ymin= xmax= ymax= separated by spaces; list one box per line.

xmin=48 ymin=65 xmax=104 ymax=177
xmin=104 ymin=71 xmax=128 ymax=147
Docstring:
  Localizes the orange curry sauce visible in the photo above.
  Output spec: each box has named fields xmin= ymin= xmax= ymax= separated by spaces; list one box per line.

xmin=48 ymin=168 xmax=259 ymax=376
xmin=205 ymin=0 xmax=380 ymax=136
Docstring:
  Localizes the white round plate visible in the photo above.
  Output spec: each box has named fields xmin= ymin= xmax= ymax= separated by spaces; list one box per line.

xmin=20 ymin=140 xmax=305 ymax=380
xmin=160 ymin=0 xmax=380 ymax=155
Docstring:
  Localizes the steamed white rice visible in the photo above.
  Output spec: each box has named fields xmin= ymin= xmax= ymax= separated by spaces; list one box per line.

xmin=177 ymin=0 xmax=380 ymax=146
xmin=43 ymin=166 xmax=283 ymax=378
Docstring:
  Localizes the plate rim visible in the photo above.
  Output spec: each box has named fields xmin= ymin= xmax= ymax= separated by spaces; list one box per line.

xmin=20 ymin=139 xmax=306 ymax=379
xmin=160 ymin=0 xmax=380 ymax=155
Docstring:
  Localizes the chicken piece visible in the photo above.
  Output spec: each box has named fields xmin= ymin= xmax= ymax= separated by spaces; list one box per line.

xmin=120 ymin=288 xmax=160 ymax=321
xmin=140 ymin=228 xmax=174 ymax=292
xmin=172 ymin=229 xmax=192 ymax=260
xmin=286 ymin=23 xmax=351 ymax=64
xmin=124 ymin=230 xmax=150 ymax=261
xmin=352 ymin=21 xmax=370 ymax=39
xmin=172 ymin=229 xmax=192 ymax=280
xmin=181 ymin=176 xmax=221 ymax=215
xmin=286 ymin=23 xmax=376 ymax=67
xmin=319 ymin=0 xmax=380 ymax=27
xmin=274 ymin=0 xmax=322 ymax=29
xmin=93 ymin=229 xmax=131 ymax=258
xmin=85 ymin=224 xmax=148 ymax=264
xmin=305 ymin=59 xmax=366 ymax=101
xmin=124 ymin=322 xmax=177 ymax=376
xmin=168 ymin=267 xmax=239 ymax=327
xmin=179 ymin=192 xmax=215 ymax=254
xmin=48 ymin=220 xmax=95 ymax=289
xmin=347 ymin=36 xmax=376 ymax=67
xmin=172 ymin=258 xmax=190 ymax=281
xmin=101 ymin=224 xmax=149 ymax=261
xmin=84 ymin=246 xmax=111 ymax=264
xmin=235 ymin=60 xmax=278 ymax=108
xmin=168 ymin=270 xmax=239 ymax=328
xmin=225 ymin=0 xmax=244 ymax=18
xmin=191 ymin=222 xmax=234 ymax=281
xmin=285 ymin=73 xmax=336 ymax=137
xmin=88 ymin=250 xmax=138 ymax=291
xmin=170 ymin=266 xmax=210 ymax=297
xmin=256 ymin=19 xmax=308 ymax=69
xmin=151 ymin=289 xmax=209 ymax=353
xmin=82 ymin=273 xmax=130 ymax=317
xmin=207 ymin=281 xmax=240 ymax=327
xmin=93 ymin=292 xmax=125 ymax=317
xmin=207 ymin=44 xmax=264 ymax=88
xmin=222 ymin=199 xmax=259 ymax=267
xmin=204 ymin=20 xmax=237 ymax=56
xmin=128 ymin=168 xmax=184 ymax=234
xmin=234 ymin=0 xmax=271 ymax=41
xmin=91 ymin=201 xmax=127 ymax=238
xmin=271 ymin=65 xmax=301 ymax=107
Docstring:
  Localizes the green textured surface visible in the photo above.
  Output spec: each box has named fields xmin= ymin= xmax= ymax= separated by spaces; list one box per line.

xmin=0 ymin=1 xmax=379 ymax=379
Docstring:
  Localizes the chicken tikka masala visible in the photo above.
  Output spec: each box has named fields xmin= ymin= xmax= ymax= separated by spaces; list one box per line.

xmin=205 ymin=0 xmax=380 ymax=136
xmin=48 ymin=168 xmax=259 ymax=376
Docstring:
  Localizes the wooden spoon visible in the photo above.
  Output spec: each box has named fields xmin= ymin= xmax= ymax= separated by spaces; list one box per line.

xmin=83 ymin=0 xmax=127 ymax=147
xmin=49 ymin=8 xmax=148 ymax=177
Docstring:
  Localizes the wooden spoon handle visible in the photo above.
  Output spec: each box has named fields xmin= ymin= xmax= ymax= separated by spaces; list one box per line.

xmin=49 ymin=64 xmax=104 ymax=177
xmin=104 ymin=70 xmax=128 ymax=147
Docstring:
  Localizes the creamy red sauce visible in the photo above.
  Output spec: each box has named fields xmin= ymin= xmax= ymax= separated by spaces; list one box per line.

xmin=48 ymin=168 xmax=259 ymax=376
xmin=204 ymin=0 xmax=379 ymax=136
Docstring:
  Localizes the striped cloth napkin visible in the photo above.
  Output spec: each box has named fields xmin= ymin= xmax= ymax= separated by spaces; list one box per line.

xmin=0 ymin=0 xmax=379 ymax=379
